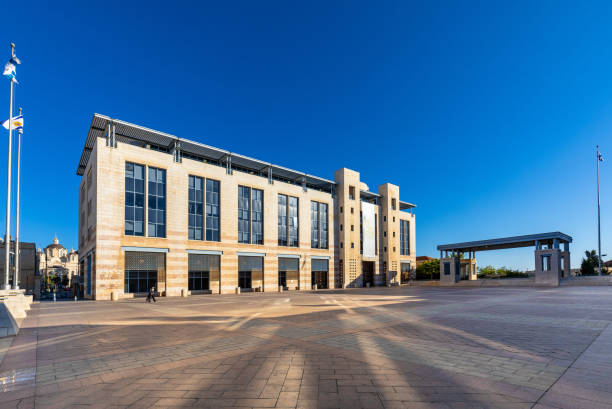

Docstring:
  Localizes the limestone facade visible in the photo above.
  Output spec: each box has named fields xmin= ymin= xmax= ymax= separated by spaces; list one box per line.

xmin=77 ymin=115 xmax=416 ymax=300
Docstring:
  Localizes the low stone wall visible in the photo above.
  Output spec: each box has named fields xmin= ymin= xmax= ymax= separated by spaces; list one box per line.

xmin=0 ymin=290 xmax=33 ymax=337
xmin=561 ymin=276 xmax=612 ymax=286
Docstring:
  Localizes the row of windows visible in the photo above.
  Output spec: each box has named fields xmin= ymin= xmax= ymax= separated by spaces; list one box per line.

xmin=125 ymin=162 xmax=329 ymax=249
xmin=124 ymin=252 xmax=329 ymax=293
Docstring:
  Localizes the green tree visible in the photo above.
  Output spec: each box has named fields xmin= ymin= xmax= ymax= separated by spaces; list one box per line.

xmin=581 ymin=250 xmax=599 ymax=276
xmin=416 ymin=259 xmax=440 ymax=280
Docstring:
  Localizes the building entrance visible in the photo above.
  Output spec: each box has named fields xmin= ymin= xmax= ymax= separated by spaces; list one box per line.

xmin=311 ymin=258 xmax=329 ymax=289
xmin=238 ymin=255 xmax=263 ymax=291
xmin=362 ymin=261 xmax=375 ymax=287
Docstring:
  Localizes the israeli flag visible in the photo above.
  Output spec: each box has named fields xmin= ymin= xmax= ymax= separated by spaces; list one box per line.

xmin=3 ymin=57 xmax=21 ymax=83
xmin=2 ymin=115 xmax=23 ymax=131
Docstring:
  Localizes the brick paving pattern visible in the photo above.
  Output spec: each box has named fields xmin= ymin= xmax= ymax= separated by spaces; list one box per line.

xmin=0 ymin=286 xmax=611 ymax=408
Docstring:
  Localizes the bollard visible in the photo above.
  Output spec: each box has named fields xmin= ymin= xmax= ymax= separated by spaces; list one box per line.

xmin=313 ymin=284 xmax=318 ymax=291
xmin=366 ymin=282 xmax=370 ymax=288
xmin=181 ymin=288 xmax=187 ymax=298
xmin=279 ymin=286 xmax=283 ymax=292
xmin=74 ymin=296 xmax=77 ymax=302
xmin=53 ymin=293 xmax=56 ymax=302
xmin=236 ymin=287 xmax=241 ymax=294
xmin=111 ymin=292 xmax=118 ymax=301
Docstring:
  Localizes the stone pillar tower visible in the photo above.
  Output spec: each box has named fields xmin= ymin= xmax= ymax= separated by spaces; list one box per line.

xmin=378 ymin=183 xmax=401 ymax=285
xmin=334 ymin=168 xmax=363 ymax=288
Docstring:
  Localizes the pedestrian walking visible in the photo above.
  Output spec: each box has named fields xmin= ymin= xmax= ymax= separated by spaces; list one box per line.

xmin=146 ymin=287 xmax=156 ymax=303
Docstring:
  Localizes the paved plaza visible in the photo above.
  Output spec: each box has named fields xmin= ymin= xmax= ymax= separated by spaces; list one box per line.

xmin=1 ymin=286 xmax=612 ymax=409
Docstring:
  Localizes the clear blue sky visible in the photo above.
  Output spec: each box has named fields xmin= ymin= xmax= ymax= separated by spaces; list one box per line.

xmin=1 ymin=1 xmax=611 ymax=269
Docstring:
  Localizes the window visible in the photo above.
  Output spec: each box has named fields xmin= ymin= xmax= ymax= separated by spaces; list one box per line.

xmin=288 ymin=197 xmax=298 ymax=247
xmin=206 ymin=179 xmax=220 ymax=241
xmin=124 ymin=251 xmax=165 ymax=294
xmin=278 ymin=195 xmax=287 ymax=246
xmin=188 ymin=176 xmax=204 ymax=240
xmin=542 ymin=255 xmax=551 ymax=271
xmin=238 ymin=256 xmax=263 ymax=289
xmin=311 ymin=201 xmax=328 ymax=249
xmin=189 ymin=177 xmax=220 ymax=241
xmin=148 ymin=167 xmax=166 ymax=238
xmin=340 ymin=206 xmax=343 ymax=213
xmin=340 ymin=224 xmax=343 ymax=231
xmin=349 ymin=186 xmax=355 ymax=200
xmin=252 ymin=189 xmax=264 ymax=245
xmin=86 ymin=254 xmax=92 ymax=295
xmin=351 ymin=243 xmax=354 ymax=248
xmin=400 ymin=220 xmax=410 ymax=255
xmin=125 ymin=162 xmax=145 ymax=236
xmin=384 ymin=216 xmax=387 ymax=222
xmin=351 ymin=225 xmax=354 ymax=232
xmin=391 ymin=198 xmax=396 ymax=210
xmin=444 ymin=262 xmax=450 ymax=275
xmin=279 ymin=195 xmax=299 ymax=247
xmin=188 ymin=254 xmax=219 ymax=291
xmin=351 ymin=207 xmax=354 ymax=214
xmin=238 ymin=186 xmax=264 ymax=244
xmin=238 ymin=186 xmax=250 ymax=244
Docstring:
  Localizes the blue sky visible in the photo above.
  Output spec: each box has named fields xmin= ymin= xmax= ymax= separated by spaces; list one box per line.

xmin=1 ymin=1 xmax=612 ymax=268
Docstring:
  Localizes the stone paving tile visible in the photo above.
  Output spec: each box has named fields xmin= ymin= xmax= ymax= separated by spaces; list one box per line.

xmin=1 ymin=287 xmax=612 ymax=408
xmin=445 ymin=312 xmax=610 ymax=330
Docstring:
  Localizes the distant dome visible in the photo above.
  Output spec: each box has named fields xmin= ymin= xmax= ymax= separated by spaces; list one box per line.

xmin=46 ymin=235 xmax=65 ymax=250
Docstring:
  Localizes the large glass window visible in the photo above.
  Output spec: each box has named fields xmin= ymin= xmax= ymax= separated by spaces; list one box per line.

xmin=238 ymin=186 xmax=263 ymax=244
xmin=188 ymin=254 xmax=219 ymax=291
xmin=311 ymin=202 xmax=319 ymax=248
xmin=148 ymin=167 xmax=166 ymax=238
xmin=124 ymin=251 xmax=165 ymax=294
xmin=238 ymin=256 xmax=263 ymax=289
xmin=125 ymin=162 xmax=145 ymax=236
xmin=279 ymin=195 xmax=298 ymax=247
xmin=238 ymin=186 xmax=251 ymax=244
xmin=278 ymin=257 xmax=299 ymax=289
xmin=288 ymin=197 xmax=299 ymax=247
xmin=400 ymin=220 xmax=410 ymax=255
xmin=311 ymin=258 xmax=329 ymax=289
xmin=206 ymin=179 xmax=220 ymax=241
xmin=188 ymin=176 xmax=204 ymax=240
xmin=278 ymin=195 xmax=287 ymax=246
xmin=252 ymin=189 xmax=263 ymax=245
xmin=311 ymin=201 xmax=328 ymax=249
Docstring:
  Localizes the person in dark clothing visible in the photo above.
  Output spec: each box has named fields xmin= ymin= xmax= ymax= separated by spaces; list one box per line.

xmin=146 ymin=287 xmax=156 ymax=303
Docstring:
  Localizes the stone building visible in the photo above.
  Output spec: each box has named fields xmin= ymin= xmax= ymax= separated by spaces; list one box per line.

xmin=37 ymin=236 xmax=79 ymax=285
xmin=76 ymin=114 xmax=416 ymax=300
xmin=0 ymin=239 xmax=37 ymax=294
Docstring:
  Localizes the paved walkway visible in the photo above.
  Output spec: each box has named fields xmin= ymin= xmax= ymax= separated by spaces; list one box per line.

xmin=1 ymin=286 xmax=612 ymax=408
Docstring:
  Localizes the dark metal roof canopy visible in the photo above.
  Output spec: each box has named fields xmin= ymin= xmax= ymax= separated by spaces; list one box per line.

xmin=76 ymin=114 xmax=335 ymax=192
xmin=437 ymin=232 xmax=572 ymax=252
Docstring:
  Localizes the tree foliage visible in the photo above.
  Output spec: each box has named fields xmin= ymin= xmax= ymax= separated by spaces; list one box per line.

xmin=477 ymin=265 xmax=528 ymax=279
xmin=416 ymin=259 xmax=440 ymax=280
xmin=580 ymin=249 xmax=609 ymax=275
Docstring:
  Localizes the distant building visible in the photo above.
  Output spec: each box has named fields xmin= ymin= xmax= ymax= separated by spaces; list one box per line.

xmin=36 ymin=236 xmax=79 ymax=285
xmin=416 ymin=256 xmax=436 ymax=266
xmin=0 ymin=238 xmax=37 ymax=294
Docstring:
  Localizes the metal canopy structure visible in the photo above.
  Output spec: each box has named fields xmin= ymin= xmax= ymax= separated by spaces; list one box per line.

xmin=76 ymin=114 xmax=336 ymax=192
xmin=437 ymin=232 xmax=572 ymax=253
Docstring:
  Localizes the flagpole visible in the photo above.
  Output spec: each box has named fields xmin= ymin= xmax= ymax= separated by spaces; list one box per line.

xmin=13 ymin=107 xmax=21 ymax=289
xmin=597 ymin=145 xmax=602 ymax=276
xmin=3 ymin=43 xmax=15 ymax=291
